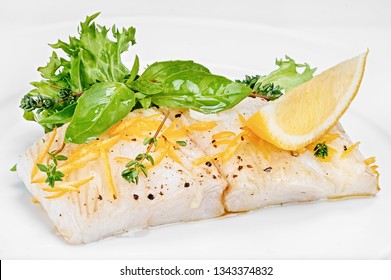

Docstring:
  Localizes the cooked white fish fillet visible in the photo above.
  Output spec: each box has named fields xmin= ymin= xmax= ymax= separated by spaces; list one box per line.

xmin=176 ymin=97 xmax=379 ymax=212
xmin=18 ymin=99 xmax=379 ymax=244
xmin=18 ymin=108 xmax=227 ymax=244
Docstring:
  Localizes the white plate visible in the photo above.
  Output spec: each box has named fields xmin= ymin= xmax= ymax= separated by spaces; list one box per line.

xmin=1 ymin=10 xmax=391 ymax=259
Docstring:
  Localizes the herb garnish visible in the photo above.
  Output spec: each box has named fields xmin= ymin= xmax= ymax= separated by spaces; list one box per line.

xmin=20 ymin=86 xmax=82 ymax=127
xmin=176 ymin=140 xmax=187 ymax=147
xmin=20 ymin=12 xmax=137 ymax=135
xmin=20 ymin=94 xmax=55 ymax=113
xmin=121 ymin=112 xmax=170 ymax=184
xmin=10 ymin=164 xmax=17 ymax=172
xmin=314 ymin=142 xmax=329 ymax=159
xmin=37 ymin=144 xmax=68 ymax=188
xmin=143 ymin=137 xmax=158 ymax=146
xmin=239 ymin=75 xmax=283 ymax=101
xmin=237 ymin=56 xmax=316 ymax=101
xmin=20 ymin=14 xmax=316 ymax=145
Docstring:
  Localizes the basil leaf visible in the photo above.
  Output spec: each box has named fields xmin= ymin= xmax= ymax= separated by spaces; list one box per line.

xmin=139 ymin=97 xmax=152 ymax=109
xmin=65 ymin=82 xmax=135 ymax=144
xmin=130 ymin=61 xmax=251 ymax=113
xmin=153 ymin=71 xmax=251 ymax=113
xmin=129 ymin=60 xmax=210 ymax=94
xmin=139 ymin=60 xmax=210 ymax=80
xmin=39 ymin=103 xmax=77 ymax=124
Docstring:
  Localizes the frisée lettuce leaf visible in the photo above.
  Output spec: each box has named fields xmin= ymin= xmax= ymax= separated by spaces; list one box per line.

xmin=20 ymin=12 xmax=137 ymax=132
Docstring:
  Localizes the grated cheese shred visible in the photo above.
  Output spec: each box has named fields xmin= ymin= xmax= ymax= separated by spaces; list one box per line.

xmin=364 ymin=156 xmax=376 ymax=165
xmin=34 ymin=112 xmax=218 ymax=199
xmin=101 ymin=150 xmax=117 ymax=199
xmin=31 ymin=126 xmax=57 ymax=181
xmin=341 ymin=141 xmax=360 ymax=159
xmin=43 ymin=176 xmax=94 ymax=199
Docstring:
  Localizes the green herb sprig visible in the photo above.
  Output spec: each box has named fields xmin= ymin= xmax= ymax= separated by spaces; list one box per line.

xmin=121 ymin=153 xmax=154 ymax=184
xmin=56 ymin=87 xmax=81 ymax=104
xmin=37 ymin=143 xmax=68 ymax=188
xmin=121 ymin=112 xmax=169 ymax=184
xmin=20 ymin=94 xmax=55 ymax=113
xmin=314 ymin=142 xmax=329 ymax=159
xmin=238 ymin=75 xmax=283 ymax=101
xmin=20 ymin=86 xmax=82 ymax=117
xmin=176 ymin=140 xmax=187 ymax=146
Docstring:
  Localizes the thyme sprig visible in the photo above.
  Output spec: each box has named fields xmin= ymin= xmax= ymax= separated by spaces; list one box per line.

xmin=237 ymin=75 xmax=283 ymax=101
xmin=20 ymin=94 xmax=55 ymax=113
xmin=314 ymin=142 xmax=329 ymax=159
xmin=176 ymin=140 xmax=187 ymax=146
xmin=121 ymin=112 xmax=170 ymax=184
xmin=55 ymin=87 xmax=82 ymax=104
xmin=121 ymin=153 xmax=154 ymax=184
xmin=20 ymin=86 xmax=82 ymax=113
xmin=37 ymin=143 xmax=67 ymax=188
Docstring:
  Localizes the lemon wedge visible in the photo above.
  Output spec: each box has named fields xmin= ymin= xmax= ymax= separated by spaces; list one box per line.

xmin=245 ymin=51 xmax=368 ymax=150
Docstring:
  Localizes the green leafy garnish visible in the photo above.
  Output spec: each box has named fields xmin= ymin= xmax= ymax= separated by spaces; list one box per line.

xmin=20 ymin=12 xmax=137 ymax=133
xmin=143 ymin=137 xmax=158 ymax=146
xmin=20 ymin=14 xmax=317 ymax=145
xmin=122 ymin=113 xmax=169 ymax=184
xmin=37 ymin=163 xmax=64 ymax=188
xmin=238 ymin=75 xmax=283 ymax=100
xmin=37 ymin=149 xmax=68 ymax=188
xmin=49 ymin=12 xmax=136 ymax=89
xmin=130 ymin=61 xmax=252 ymax=113
xmin=314 ymin=142 xmax=328 ymax=159
xmin=65 ymin=82 xmax=136 ymax=144
xmin=122 ymin=150 xmax=155 ymax=184
xmin=237 ymin=56 xmax=316 ymax=100
xmin=10 ymin=164 xmax=17 ymax=172
xmin=20 ymin=93 xmax=55 ymax=113
xmin=176 ymin=140 xmax=187 ymax=146
xmin=39 ymin=103 xmax=77 ymax=125
xmin=130 ymin=60 xmax=210 ymax=95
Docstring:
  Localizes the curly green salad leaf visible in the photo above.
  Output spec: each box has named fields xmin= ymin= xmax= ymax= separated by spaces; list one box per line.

xmin=20 ymin=13 xmax=316 ymax=144
xmin=237 ymin=56 xmax=316 ymax=100
xmin=50 ymin=13 xmax=135 ymax=89
xmin=20 ymin=12 xmax=137 ymax=133
xmin=259 ymin=55 xmax=316 ymax=91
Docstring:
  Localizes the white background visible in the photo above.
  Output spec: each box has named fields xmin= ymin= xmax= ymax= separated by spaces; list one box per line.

xmin=0 ymin=0 xmax=390 ymax=259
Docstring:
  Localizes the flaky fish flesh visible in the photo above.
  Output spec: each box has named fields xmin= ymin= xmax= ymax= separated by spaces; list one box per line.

xmin=18 ymin=99 xmax=379 ymax=244
xmin=175 ymin=98 xmax=379 ymax=212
